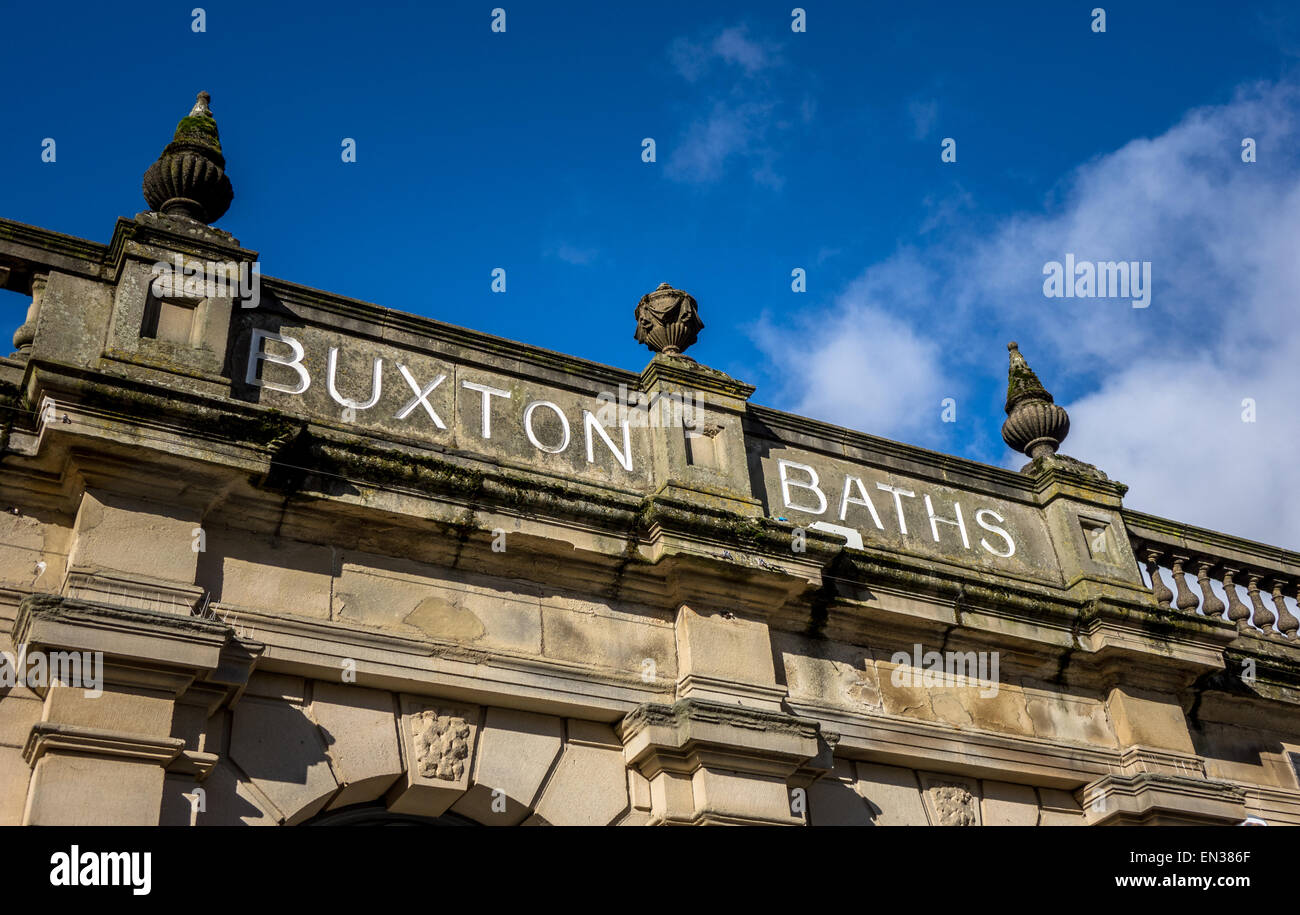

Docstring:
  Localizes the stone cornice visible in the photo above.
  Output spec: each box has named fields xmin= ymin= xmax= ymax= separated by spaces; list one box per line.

xmin=23 ymin=721 xmax=186 ymax=766
xmin=211 ymin=600 xmax=672 ymax=718
xmin=1123 ymin=507 xmax=1300 ymax=573
xmin=14 ymin=594 xmax=232 ymax=676
xmin=638 ymin=354 xmax=756 ymax=402
xmin=791 ymin=698 xmax=1121 ymax=788
xmin=621 ymin=698 xmax=822 ymax=744
xmin=0 ymin=218 xmax=108 ymax=284
xmin=1080 ymin=772 xmax=1247 ymax=825
xmin=104 ymin=215 xmax=257 ymax=281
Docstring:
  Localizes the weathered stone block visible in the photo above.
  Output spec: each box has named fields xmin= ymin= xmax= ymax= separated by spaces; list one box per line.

xmin=228 ymin=696 xmax=337 ymax=824
xmin=808 ymin=758 xmax=877 ymax=825
xmin=854 ymin=762 xmax=927 ymax=825
xmin=980 ymin=780 xmax=1039 ymax=825
xmin=0 ymin=745 xmax=30 ymax=825
xmin=533 ymin=720 xmax=627 ymax=826
xmin=195 ymin=761 xmax=278 ymax=826
xmin=311 ymin=682 xmax=403 ymax=809
xmin=201 ymin=528 xmax=333 ymax=620
xmin=540 ymin=596 xmax=674 ymax=679
xmin=451 ymin=706 xmax=562 ymax=824
xmin=0 ymin=511 xmax=67 ymax=593
xmin=25 ymin=754 xmax=166 ymax=825
xmin=335 ymin=555 xmax=541 ymax=655
xmin=1106 ymin=686 xmax=1197 ymax=754
xmin=67 ymin=490 xmax=200 ymax=587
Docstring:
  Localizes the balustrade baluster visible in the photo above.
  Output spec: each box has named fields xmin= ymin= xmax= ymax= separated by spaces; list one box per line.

xmin=1247 ymin=573 xmax=1275 ymax=634
xmin=1222 ymin=567 xmax=1251 ymax=630
xmin=1196 ymin=560 xmax=1225 ymax=619
xmin=1272 ymin=580 xmax=1298 ymax=640
xmin=1144 ymin=549 xmax=1173 ymax=610
xmin=1171 ymin=555 xmax=1199 ymax=613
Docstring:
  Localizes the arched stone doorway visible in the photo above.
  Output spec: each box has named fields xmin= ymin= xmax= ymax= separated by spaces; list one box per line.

xmin=304 ymin=803 xmax=481 ymax=826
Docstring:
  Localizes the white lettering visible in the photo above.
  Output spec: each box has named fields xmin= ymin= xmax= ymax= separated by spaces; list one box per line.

xmin=778 ymin=460 xmax=827 ymax=515
xmin=875 ymin=484 xmax=916 ymax=536
xmin=327 ymin=347 xmax=383 ymax=410
xmin=975 ymin=508 xmax=1016 ymax=557
xmin=924 ymin=494 xmax=970 ymax=549
xmin=524 ymin=401 xmax=570 ymax=454
xmin=839 ymin=476 xmax=885 ymax=529
xmin=462 ymin=381 xmax=511 ymax=439
xmin=246 ymin=330 xmax=310 ymax=395
xmin=395 ymin=365 xmax=447 ymax=427
xmin=583 ymin=410 xmax=633 ymax=472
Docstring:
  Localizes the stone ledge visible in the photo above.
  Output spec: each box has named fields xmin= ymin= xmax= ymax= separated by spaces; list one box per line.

xmin=793 ymin=698 xmax=1121 ymax=789
xmin=23 ymin=721 xmax=185 ymax=767
xmin=1080 ymin=772 xmax=1247 ymax=825
xmin=14 ymin=593 xmax=231 ymax=675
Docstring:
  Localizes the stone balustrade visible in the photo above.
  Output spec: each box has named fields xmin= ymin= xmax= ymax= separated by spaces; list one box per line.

xmin=1125 ymin=509 xmax=1300 ymax=640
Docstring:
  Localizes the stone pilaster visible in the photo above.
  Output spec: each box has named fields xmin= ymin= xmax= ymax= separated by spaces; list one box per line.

xmin=619 ymin=699 xmax=828 ymax=825
xmin=638 ymin=354 xmax=760 ymax=518
xmin=12 ymin=594 xmax=251 ymax=825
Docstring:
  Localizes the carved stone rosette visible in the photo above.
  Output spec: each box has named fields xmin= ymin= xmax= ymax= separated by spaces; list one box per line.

xmin=141 ymin=91 xmax=234 ymax=225
xmin=920 ymin=773 xmax=981 ymax=826
xmin=388 ymin=697 xmax=480 ymax=817
xmin=411 ymin=708 xmax=473 ymax=781
xmin=634 ymin=283 xmax=704 ymax=357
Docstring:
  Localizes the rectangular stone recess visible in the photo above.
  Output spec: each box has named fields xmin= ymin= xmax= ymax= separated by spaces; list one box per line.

xmin=684 ymin=426 xmax=721 ymax=468
xmin=1079 ymin=515 xmax=1112 ymax=561
xmin=141 ymin=292 xmax=199 ymax=345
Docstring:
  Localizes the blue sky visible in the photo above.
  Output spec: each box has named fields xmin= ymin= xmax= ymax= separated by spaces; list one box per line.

xmin=3 ymin=1 xmax=1299 ymax=545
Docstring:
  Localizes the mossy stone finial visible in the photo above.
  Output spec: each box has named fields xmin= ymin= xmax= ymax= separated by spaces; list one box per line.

xmin=1004 ymin=341 xmax=1053 ymax=413
xmin=169 ymin=90 xmax=223 ymax=156
xmin=141 ymin=91 xmax=234 ymax=225
xmin=1001 ymin=341 xmax=1070 ymax=459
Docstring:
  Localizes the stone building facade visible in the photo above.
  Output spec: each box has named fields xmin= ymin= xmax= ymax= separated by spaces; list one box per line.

xmin=1 ymin=95 xmax=1299 ymax=826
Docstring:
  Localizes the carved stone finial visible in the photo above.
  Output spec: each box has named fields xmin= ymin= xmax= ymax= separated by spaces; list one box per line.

xmin=189 ymin=91 xmax=213 ymax=118
xmin=141 ymin=91 xmax=234 ymax=225
xmin=1001 ymin=341 xmax=1070 ymax=459
xmin=634 ymin=283 xmax=704 ymax=357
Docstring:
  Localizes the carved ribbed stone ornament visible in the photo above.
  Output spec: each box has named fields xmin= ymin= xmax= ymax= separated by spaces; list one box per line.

xmin=141 ymin=91 xmax=234 ymax=224
xmin=1000 ymin=341 xmax=1070 ymax=459
xmin=634 ymin=283 xmax=704 ymax=356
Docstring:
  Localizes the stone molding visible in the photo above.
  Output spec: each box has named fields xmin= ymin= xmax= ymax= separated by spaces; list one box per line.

xmin=1080 ymin=772 xmax=1247 ymax=825
xmin=620 ymin=698 xmax=825 ymax=825
xmin=14 ymin=594 xmax=231 ymax=676
xmin=23 ymin=721 xmax=186 ymax=767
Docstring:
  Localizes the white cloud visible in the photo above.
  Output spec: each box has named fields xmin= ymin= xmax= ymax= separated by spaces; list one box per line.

xmin=664 ymin=24 xmax=794 ymax=187
xmin=712 ymin=26 xmax=772 ymax=74
xmin=908 ymin=98 xmax=938 ymax=140
xmin=669 ymin=25 xmax=776 ymax=82
xmin=753 ymin=269 xmax=949 ymax=442
xmin=547 ymin=243 xmax=598 ymax=266
xmin=666 ymin=99 xmax=776 ymax=185
xmin=752 ymin=80 xmax=1300 ymax=546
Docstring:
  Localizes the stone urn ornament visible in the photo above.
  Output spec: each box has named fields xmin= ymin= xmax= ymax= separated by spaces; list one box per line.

xmin=1000 ymin=340 xmax=1114 ymax=484
xmin=634 ymin=283 xmax=704 ymax=357
xmin=141 ymin=91 xmax=234 ymax=225
xmin=1001 ymin=341 xmax=1070 ymax=459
